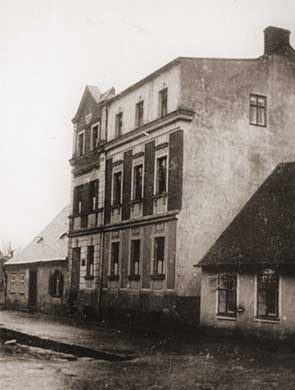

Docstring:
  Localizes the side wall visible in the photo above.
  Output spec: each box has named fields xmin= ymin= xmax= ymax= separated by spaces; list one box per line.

xmin=177 ymin=56 xmax=295 ymax=297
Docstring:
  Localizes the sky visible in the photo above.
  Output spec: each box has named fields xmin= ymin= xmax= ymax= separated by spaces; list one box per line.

xmin=0 ymin=0 xmax=294 ymax=251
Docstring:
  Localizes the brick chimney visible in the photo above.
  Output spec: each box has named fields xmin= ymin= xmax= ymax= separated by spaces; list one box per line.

xmin=264 ymin=26 xmax=291 ymax=55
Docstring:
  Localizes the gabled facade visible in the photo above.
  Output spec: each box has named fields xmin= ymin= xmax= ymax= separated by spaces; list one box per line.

xmin=68 ymin=26 xmax=295 ymax=323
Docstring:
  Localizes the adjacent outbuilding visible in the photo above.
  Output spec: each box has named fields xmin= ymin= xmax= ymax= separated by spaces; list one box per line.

xmin=5 ymin=206 xmax=70 ymax=314
xmin=198 ymin=163 xmax=295 ymax=337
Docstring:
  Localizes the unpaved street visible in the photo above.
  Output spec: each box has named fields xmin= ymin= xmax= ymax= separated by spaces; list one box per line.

xmin=2 ymin=337 xmax=295 ymax=390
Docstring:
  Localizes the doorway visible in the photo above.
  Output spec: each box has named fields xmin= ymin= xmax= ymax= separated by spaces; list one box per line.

xmin=28 ymin=269 xmax=38 ymax=307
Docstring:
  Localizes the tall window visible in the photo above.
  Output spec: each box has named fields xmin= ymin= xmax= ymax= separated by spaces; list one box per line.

xmin=217 ymin=274 xmax=237 ymax=317
xmin=249 ymin=94 xmax=267 ymax=127
xmin=77 ymin=132 xmax=85 ymax=156
xmin=130 ymin=240 xmax=140 ymax=276
xmin=133 ymin=164 xmax=143 ymax=200
xmin=135 ymin=101 xmax=144 ymax=127
xmin=153 ymin=237 xmax=165 ymax=275
xmin=156 ymin=156 xmax=167 ymax=195
xmin=110 ymin=242 xmax=120 ymax=277
xmin=91 ymin=122 xmax=101 ymax=150
xmin=49 ymin=270 xmax=64 ymax=297
xmin=86 ymin=245 xmax=94 ymax=278
xmin=19 ymin=273 xmax=25 ymax=294
xmin=115 ymin=112 xmax=123 ymax=138
xmin=159 ymin=88 xmax=168 ymax=117
xmin=113 ymin=172 xmax=122 ymax=206
xmin=90 ymin=180 xmax=99 ymax=212
xmin=257 ymin=269 xmax=279 ymax=319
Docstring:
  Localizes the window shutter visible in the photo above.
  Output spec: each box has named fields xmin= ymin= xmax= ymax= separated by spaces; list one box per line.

xmin=122 ymin=150 xmax=132 ymax=220
xmin=168 ymin=130 xmax=183 ymax=211
xmin=104 ymin=158 xmax=113 ymax=224
xmin=143 ymin=141 xmax=155 ymax=216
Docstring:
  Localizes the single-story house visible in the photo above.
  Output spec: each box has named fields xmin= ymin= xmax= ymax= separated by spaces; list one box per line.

xmin=198 ymin=162 xmax=295 ymax=337
xmin=5 ymin=206 xmax=70 ymax=314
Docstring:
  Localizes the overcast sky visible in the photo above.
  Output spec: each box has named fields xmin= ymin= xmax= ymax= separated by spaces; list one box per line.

xmin=0 ymin=0 xmax=294 ymax=251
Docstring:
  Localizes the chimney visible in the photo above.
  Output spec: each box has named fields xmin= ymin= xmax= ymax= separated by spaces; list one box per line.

xmin=264 ymin=26 xmax=291 ymax=55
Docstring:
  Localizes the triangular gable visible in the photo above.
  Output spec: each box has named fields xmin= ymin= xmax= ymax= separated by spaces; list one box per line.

xmin=199 ymin=162 xmax=295 ymax=268
xmin=72 ymin=85 xmax=101 ymax=123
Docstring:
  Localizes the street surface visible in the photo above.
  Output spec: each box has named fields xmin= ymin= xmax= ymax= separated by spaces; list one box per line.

xmin=1 ymin=311 xmax=295 ymax=389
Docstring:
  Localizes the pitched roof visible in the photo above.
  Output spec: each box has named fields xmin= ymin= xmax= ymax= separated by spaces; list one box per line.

xmin=6 ymin=206 xmax=70 ymax=266
xmin=87 ymin=85 xmax=101 ymax=103
xmin=199 ymin=163 xmax=295 ymax=268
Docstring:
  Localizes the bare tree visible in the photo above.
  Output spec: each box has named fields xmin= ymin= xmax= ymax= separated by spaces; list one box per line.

xmin=0 ymin=241 xmax=15 ymax=259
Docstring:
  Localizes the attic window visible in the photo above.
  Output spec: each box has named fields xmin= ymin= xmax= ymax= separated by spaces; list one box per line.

xmin=59 ymin=232 xmax=68 ymax=240
xmin=36 ymin=237 xmax=44 ymax=243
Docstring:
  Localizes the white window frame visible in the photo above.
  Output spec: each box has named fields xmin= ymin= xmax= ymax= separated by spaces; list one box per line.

xmin=90 ymin=121 xmax=101 ymax=151
xmin=254 ymin=271 xmax=281 ymax=323
xmin=108 ymin=239 xmax=121 ymax=278
xmin=112 ymin=167 xmax=123 ymax=206
xmin=131 ymin=160 xmax=144 ymax=201
xmin=128 ymin=238 xmax=142 ymax=277
xmin=77 ymin=130 xmax=86 ymax=157
xmin=150 ymin=226 xmax=168 ymax=282
xmin=154 ymin=150 xmax=169 ymax=196
xmin=215 ymin=273 xmax=239 ymax=320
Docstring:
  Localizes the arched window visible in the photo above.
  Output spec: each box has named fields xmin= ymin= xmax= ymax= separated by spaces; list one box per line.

xmin=49 ymin=270 xmax=64 ymax=297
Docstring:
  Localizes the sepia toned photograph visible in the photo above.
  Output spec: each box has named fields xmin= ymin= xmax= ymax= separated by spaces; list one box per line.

xmin=1 ymin=0 xmax=295 ymax=388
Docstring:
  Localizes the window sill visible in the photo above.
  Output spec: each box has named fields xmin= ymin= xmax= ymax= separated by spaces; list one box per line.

xmin=130 ymin=199 xmax=143 ymax=205
xmin=150 ymin=274 xmax=165 ymax=281
xmin=255 ymin=317 xmax=280 ymax=324
xmin=111 ymin=204 xmax=122 ymax=210
xmin=108 ymin=275 xmax=119 ymax=282
xmin=249 ymin=122 xmax=267 ymax=128
xmin=216 ymin=315 xmax=237 ymax=321
xmin=84 ymin=275 xmax=94 ymax=281
xmin=153 ymin=192 xmax=168 ymax=200
xmin=128 ymin=274 xmax=141 ymax=281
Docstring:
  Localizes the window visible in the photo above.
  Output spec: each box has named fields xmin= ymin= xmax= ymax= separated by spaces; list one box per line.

xmin=77 ymin=131 xmax=85 ymax=156
xmin=49 ymin=270 xmax=64 ymax=297
xmin=249 ymin=94 xmax=267 ymax=127
xmin=153 ymin=237 xmax=165 ymax=275
xmin=113 ymin=172 xmax=122 ymax=206
xmin=156 ymin=156 xmax=167 ymax=195
xmin=91 ymin=122 xmax=101 ymax=150
xmin=217 ymin=274 xmax=237 ymax=317
xmin=159 ymin=88 xmax=168 ymax=117
xmin=133 ymin=164 xmax=143 ymax=201
xmin=257 ymin=269 xmax=279 ymax=319
xmin=115 ymin=112 xmax=123 ymax=138
xmin=73 ymin=185 xmax=83 ymax=216
xmin=10 ymin=274 xmax=16 ymax=293
xmin=135 ymin=101 xmax=144 ymax=127
xmin=19 ymin=273 xmax=25 ymax=294
xmin=110 ymin=242 xmax=120 ymax=277
xmin=130 ymin=240 xmax=140 ymax=276
xmin=90 ymin=180 xmax=99 ymax=212
xmin=86 ymin=246 xmax=94 ymax=278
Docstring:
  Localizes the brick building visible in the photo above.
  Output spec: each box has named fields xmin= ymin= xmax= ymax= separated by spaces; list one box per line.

xmin=69 ymin=26 xmax=295 ymax=323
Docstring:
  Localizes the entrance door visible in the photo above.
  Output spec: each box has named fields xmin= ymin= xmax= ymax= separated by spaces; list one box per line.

xmin=71 ymin=247 xmax=81 ymax=290
xmin=28 ymin=269 xmax=38 ymax=307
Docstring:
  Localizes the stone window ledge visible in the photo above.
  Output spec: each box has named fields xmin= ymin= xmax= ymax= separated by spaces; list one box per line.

xmin=216 ymin=315 xmax=237 ymax=321
xmin=255 ymin=317 xmax=280 ymax=324
xmin=150 ymin=274 xmax=165 ymax=281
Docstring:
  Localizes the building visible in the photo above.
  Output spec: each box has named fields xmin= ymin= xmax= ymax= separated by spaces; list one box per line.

xmin=199 ymin=163 xmax=295 ymax=337
xmin=5 ymin=206 xmax=70 ymax=314
xmin=68 ymin=26 xmax=295 ymax=323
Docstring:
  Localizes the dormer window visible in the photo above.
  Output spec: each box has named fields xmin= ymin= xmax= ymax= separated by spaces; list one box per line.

xmin=77 ymin=131 xmax=85 ymax=156
xmin=115 ymin=112 xmax=123 ymax=138
xmin=90 ymin=122 xmax=101 ymax=150
xmin=159 ymin=88 xmax=168 ymax=117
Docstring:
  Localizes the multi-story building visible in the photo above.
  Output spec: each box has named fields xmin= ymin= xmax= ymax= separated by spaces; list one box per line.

xmin=68 ymin=26 xmax=295 ymax=323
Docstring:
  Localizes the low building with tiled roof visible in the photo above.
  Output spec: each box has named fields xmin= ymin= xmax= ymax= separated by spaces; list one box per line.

xmin=198 ymin=163 xmax=295 ymax=336
xmin=5 ymin=206 xmax=70 ymax=314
